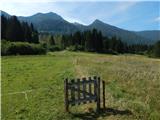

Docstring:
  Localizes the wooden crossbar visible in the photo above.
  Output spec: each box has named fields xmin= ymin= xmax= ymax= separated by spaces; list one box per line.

xmin=64 ymin=76 xmax=105 ymax=113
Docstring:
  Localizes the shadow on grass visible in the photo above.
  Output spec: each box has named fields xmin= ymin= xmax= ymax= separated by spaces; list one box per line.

xmin=71 ymin=108 xmax=132 ymax=120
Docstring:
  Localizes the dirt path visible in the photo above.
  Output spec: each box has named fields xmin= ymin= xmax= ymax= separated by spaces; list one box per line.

xmin=73 ymin=57 xmax=89 ymax=78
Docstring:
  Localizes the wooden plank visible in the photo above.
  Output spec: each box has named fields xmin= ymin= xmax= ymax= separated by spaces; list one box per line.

xmin=96 ymin=77 xmax=101 ymax=112
xmin=71 ymin=79 xmax=75 ymax=106
xmin=82 ymin=78 xmax=87 ymax=104
xmin=69 ymin=96 xmax=96 ymax=105
xmin=94 ymin=76 xmax=97 ymax=102
xmin=68 ymin=80 xmax=95 ymax=86
xmin=77 ymin=78 xmax=80 ymax=105
xmin=64 ymin=76 xmax=104 ymax=112
xmin=88 ymin=77 xmax=92 ymax=103
xmin=64 ymin=78 xmax=69 ymax=112
xmin=102 ymin=80 xmax=106 ymax=109
xmin=88 ymin=77 xmax=92 ymax=94
xmin=67 ymin=86 xmax=95 ymax=97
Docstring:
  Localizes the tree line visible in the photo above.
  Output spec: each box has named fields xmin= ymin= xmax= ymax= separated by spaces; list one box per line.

xmin=1 ymin=15 xmax=39 ymax=43
xmin=1 ymin=15 xmax=44 ymax=55
xmin=1 ymin=15 xmax=160 ymax=57
xmin=39 ymin=29 xmax=160 ymax=57
xmin=56 ymin=29 xmax=151 ymax=54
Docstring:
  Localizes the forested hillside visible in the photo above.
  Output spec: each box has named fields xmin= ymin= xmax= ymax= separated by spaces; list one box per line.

xmin=1 ymin=10 xmax=160 ymax=45
xmin=1 ymin=15 xmax=39 ymax=43
xmin=1 ymin=12 xmax=160 ymax=58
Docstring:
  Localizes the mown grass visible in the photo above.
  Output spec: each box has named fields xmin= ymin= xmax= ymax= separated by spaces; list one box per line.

xmin=2 ymin=51 xmax=160 ymax=120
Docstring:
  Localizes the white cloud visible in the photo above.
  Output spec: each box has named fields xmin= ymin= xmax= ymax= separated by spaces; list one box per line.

xmin=118 ymin=2 xmax=137 ymax=11
xmin=154 ymin=17 xmax=160 ymax=22
xmin=63 ymin=17 xmax=87 ymax=25
xmin=107 ymin=2 xmax=137 ymax=18
xmin=98 ymin=2 xmax=137 ymax=25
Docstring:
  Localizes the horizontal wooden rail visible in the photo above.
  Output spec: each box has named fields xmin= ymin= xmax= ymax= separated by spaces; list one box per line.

xmin=64 ymin=76 xmax=105 ymax=113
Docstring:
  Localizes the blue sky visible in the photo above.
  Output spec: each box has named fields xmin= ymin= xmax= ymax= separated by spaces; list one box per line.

xmin=1 ymin=1 xmax=160 ymax=31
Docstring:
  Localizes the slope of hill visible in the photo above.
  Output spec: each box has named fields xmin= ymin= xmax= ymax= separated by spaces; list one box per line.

xmin=86 ymin=19 xmax=151 ymax=44
xmin=0 ymin=11 xmax=10 ymax=18
xmin=135 ymin=30 xmax=160 ymax=43
xmin=18 ymin=12 xmax=78 ymax=34
xmin=1 ymin=10 xmax=160 ymax=44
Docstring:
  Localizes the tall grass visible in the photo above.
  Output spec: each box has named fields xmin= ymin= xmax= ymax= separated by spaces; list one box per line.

xmin=2 ymin=51 xmax=160 ymax=120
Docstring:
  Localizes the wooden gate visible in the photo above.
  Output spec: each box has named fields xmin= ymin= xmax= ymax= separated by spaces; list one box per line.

xmin=64 ymin=76 xmax=105 ymax=112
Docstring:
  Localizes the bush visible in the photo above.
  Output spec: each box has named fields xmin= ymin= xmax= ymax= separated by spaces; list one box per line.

xmin=1 ymin=40 xmax=12 ymax=55
xmin=66 ymin=45 xmax=84 ymax=51
xmin=48 ymin=45 xmax=61 ymax=52
xmin=153 ymin=41 xmax=160 ymax=58
xmin=104 ymin=49 xmax=118 ymax=55
xmin=148 ymin=41 xmax=160 ymax=58
xmin=1 ymin=40 xmax=46 ymax=55
xmin=66 ymin=45 xmax=76 ymax=51
xmin=76 ymin=45 xmax=84 ymax=51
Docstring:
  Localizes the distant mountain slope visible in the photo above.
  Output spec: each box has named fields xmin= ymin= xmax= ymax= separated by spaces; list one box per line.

xmin=18 ymin=12 xmax=78 ymax=34
xmin=1 ymin=10 xmax=160 ymax=44
xmin=135 ymin=30 xmax=160 ymax=43
xmin=1 ymin=10 xmax=10 ymax=18
xmin=86 ymin=19 xmax=151 ymax=44
xmin=73 ymin=22 xmax=86 ymax=31
xmin=1 ymin=11 xmax=78 ymax=34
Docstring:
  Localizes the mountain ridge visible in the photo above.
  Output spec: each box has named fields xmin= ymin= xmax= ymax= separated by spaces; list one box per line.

xmin=1 ymin=10 xmax=160 ymax=44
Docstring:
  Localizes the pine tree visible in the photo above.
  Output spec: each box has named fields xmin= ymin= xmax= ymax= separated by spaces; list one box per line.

xmin=61 ymin=35 xmax=66 ymax=49
xmin=97 ymin=31 xmax=103 ymax=52
xmin=30 ymin=23 xmax=35 ymax=32
xmin=1 ymin=15 xmax=7 ymax=39
xmin=32 ymin=30 xmax=39 ymax=43
xmin=81 ymin=32 xmax=85 ymax=46
xmin=103 ymin=37 xmax=110 ymax=52
xmin=85 ymin=31 xmax=92 ymax=51
xmin=22 ymin=22 xmax=32 ymax=42
xmin=6 ymin=16 xmax=24 ymax=41
xmin=115 ymin=38 xmax=124 ymax=53
xmin=110 ymin=36 xmax=116 ymax=51
xmin=30 ymin=23 xmax=39 ymax=43
xmin=49 ymin=35 xmax=55 ymax=46
xmin=92 ymin=29 xmax=97 ymax=51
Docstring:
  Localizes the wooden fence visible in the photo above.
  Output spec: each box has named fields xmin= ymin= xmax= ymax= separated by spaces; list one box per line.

xmin=64 ymin=76 xmax=105 ymax=112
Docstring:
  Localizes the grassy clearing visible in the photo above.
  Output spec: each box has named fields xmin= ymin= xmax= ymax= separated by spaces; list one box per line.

xmin=2 ymin=51 xmax=160 ymax=120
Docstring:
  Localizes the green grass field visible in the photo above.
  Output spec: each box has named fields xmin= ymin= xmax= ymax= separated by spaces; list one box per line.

xmin=2 ymin=51 xmax=160 ymax=120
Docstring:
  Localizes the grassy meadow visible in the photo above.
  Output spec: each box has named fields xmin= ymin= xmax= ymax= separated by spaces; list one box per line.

xmin=2 ymin=51 xmax=160 ymax=120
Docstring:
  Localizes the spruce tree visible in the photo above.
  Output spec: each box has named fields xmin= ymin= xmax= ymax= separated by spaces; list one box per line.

xmin=73 ymin=31 xmax=81 ymax=46
xmin=1 ymin=15 xmax=7 ymax=39
xmin=85 ymin=31 xmax=92 ymax=51
xmin=6 ymin=16 xmax=24 ymax=41
xmin=97 ymin=31 xmax=103 ymax=52
xmin=22 ymin=22 xmax=32 ymax=42
xmin=30 ymin=23 xmax=39 ymax=43
xmin=49 ymin=35 xmax=55 ymax=46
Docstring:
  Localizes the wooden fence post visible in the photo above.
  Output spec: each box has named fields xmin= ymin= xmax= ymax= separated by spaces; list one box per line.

xmin=88 ymin=77 xmax=92 ymax=103
xmin=93 ymin=76 xmax=97 ymax=102
xmin=71 ymin=79 xmax=75 ymax=106
xmin=102 ymin=80 xmax=105 ymax=109
xmin=82 ymin=77 xmax=86 ymax=104
xmin=77 ymin=79 xmax=80 ymax=105
xmin=97 ymin=77 xmax=101 ymax=112
xmin=64 ymin=76 xmax=105 ymax=113
xmin=64 ymin=78 xmax=69 ymax=112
